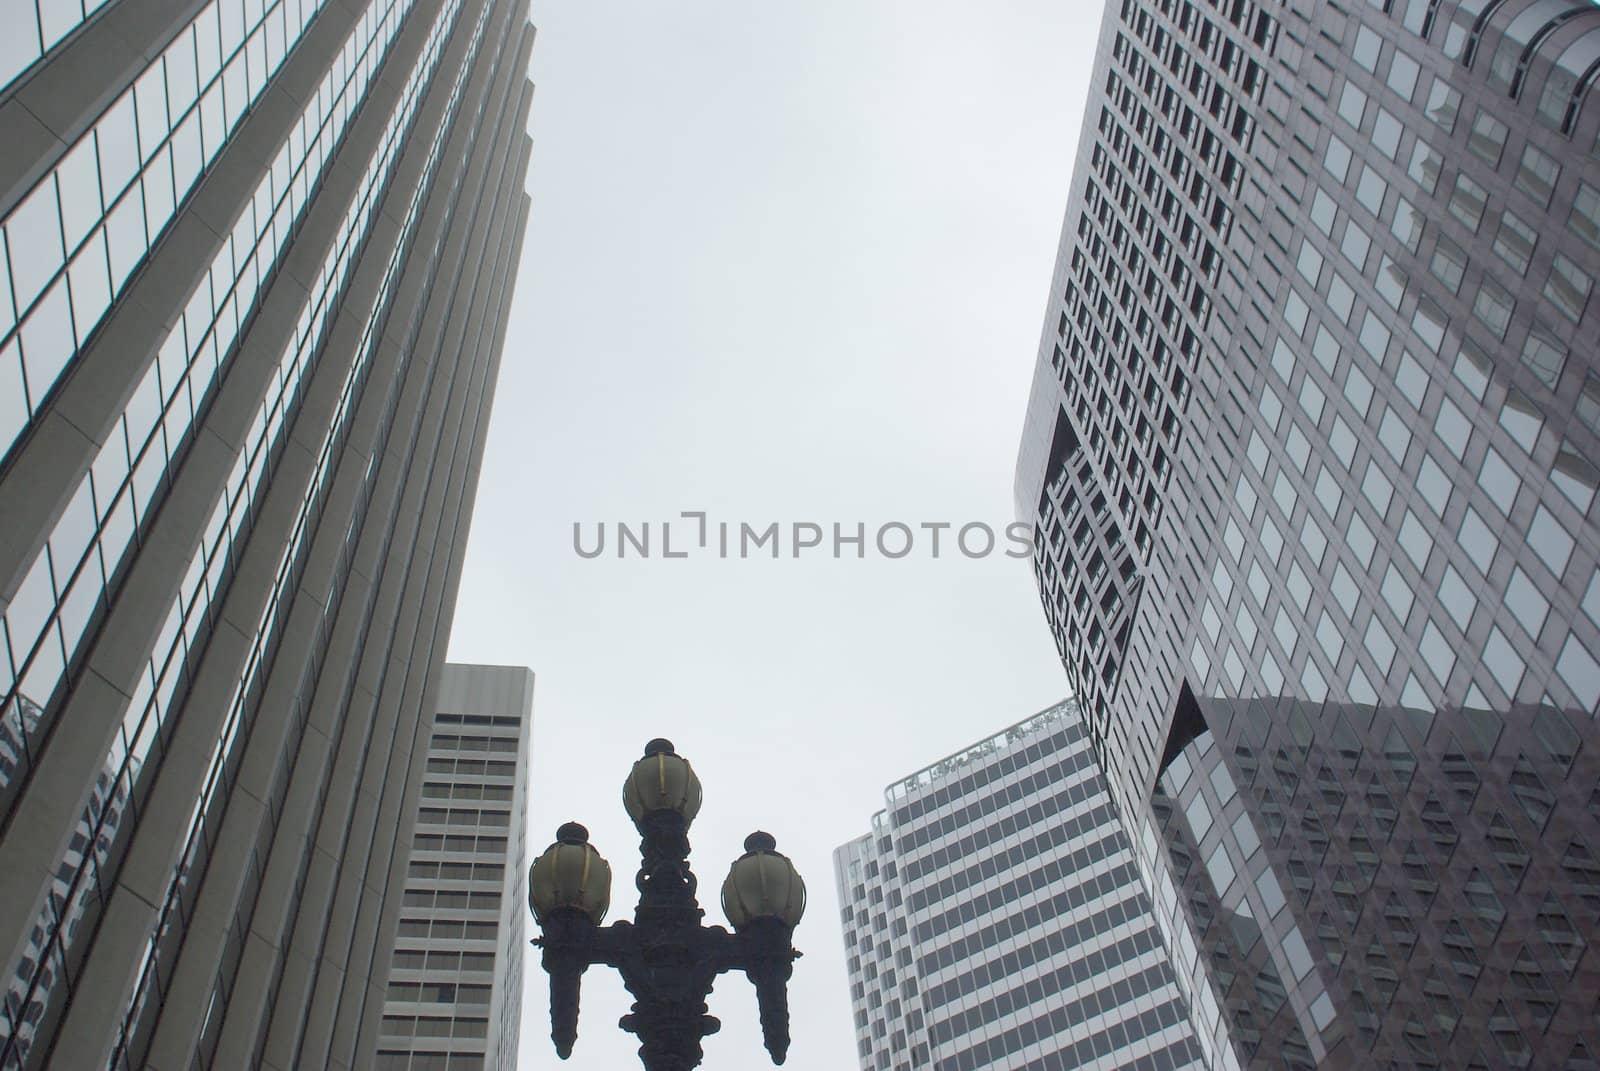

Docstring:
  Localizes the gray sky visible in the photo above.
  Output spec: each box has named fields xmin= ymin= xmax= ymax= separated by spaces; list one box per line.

xmin=445 ymin=3 xmax=1104 ymax=1067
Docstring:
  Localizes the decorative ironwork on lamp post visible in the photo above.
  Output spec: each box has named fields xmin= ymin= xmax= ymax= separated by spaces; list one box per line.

xmin=528 ymin=738 xmax=806 ymax=1070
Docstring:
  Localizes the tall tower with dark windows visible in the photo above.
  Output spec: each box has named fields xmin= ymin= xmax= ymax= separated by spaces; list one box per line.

xmin=0 ymin=0 xmax=533 ymax=1062
xmin=376 ymin=663 xmax=531 ymax=1071
xmin=1016 ymin=0 xmax=1600 ymax=1067
xmin=836 ymin=700 xmax=1205 ymax=1071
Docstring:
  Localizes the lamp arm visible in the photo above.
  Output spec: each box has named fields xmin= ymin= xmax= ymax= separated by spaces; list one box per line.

xmin=715 ymin=918 xmax=798 ymax=1066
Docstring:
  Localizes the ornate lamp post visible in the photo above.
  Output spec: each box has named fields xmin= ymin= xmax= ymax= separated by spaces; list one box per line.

xmin=528 ymin=739 xmax=806 ymax=1070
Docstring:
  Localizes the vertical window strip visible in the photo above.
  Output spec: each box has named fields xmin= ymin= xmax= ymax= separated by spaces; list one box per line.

xmin=0 ymin=0 xmax=337 ymax=464
xmin=0 ymin=0 xmax=476 ymax=1064
xmin=0 ymin=0 xmax=415 ymax=824
xmin=112 ymin=0 xmax=486 ymax=1062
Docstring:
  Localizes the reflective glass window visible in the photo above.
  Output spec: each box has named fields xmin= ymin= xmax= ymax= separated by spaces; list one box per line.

xmin=1416 ymin=455 xmax=1450 ymax=517
xmin=1347 ymin=512 xmax=1376 ymax=569
xmin=1408 ymin=141 xmax=1443 ymax=193
xmin=1520 ymin=324 xmax=1566 ymax=388
xmin=1467 ymin=111 xmax=1508 ymax=166
xmin=1311 ymin=189 xmax=1337 ymax=235
xmin=1425 ymin=78 xmax=1461 ymax=132
xmin=1356 ymin=165 xmax=1387 ymax=216
xmin=1571 ymin=183 xmax=1600 ymax=252
xmin=1324 ymin=135 xmax=1353 ymax=185
xmin=1515 ymin=144 xmax=1559 ymax=207
xmin=1372 ymin=108 xmax=1402 ymax=160
xmin=1430 ymin=236 xmax=1466 ymax=293
xmin=1433 ymin=397 xmax=1470 ymax=460
xmin=1459 ymin=507 xmax=1498 ymax=577
xmin=1382 ymin=562 xmax=1415 ymax=624
xmin=1449 ymin=174 xmax=1488 ymax=231
xmin=1391 ymin=195 xmax=1422 ymax=252
xmin=1438 ymin=564 xmax=1476 ymax=632
xmin=1387 ymin=51 xmax=1420 ymax=102
xmin=1472 ymin=280 xmax=1514 ymax=339
xmin=1482 ymin=627 xmax=1525 ymax=698
xmin=1352 ymin=25 xmax=1381 ymax=72
xmin=1545 ymin=254 xmax=1592 ymax=323
xmin=1505 ymin=567 xmax=1549 ymax=641
xmin=1493 ymin=211 xmax=1536 ymax=274
xmin=1338 ymin=82 xmax=1368 ymax=129
xmin=1527 ymin=505 xmax=1574 ymax=579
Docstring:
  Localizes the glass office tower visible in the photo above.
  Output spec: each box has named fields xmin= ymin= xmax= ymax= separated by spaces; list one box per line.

xmin=836 ymin=700 xmax=1205 ymax=1071
xmin=377 ymin=663 xmax=532 ymax=1071
xmin=1015 ymin=0 xmax=1600 ymax=1067
xmin=0 ymin=0 xmax=533 ymax=1063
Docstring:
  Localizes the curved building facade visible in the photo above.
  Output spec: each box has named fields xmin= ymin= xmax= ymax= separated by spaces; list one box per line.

xmin=1016 ymin=0 xmax=1600 ymax=1067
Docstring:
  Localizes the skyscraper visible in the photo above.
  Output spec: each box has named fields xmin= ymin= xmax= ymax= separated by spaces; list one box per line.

xmin=1016 ymin=0 xmax=1600 ymax=1067
xmin=0 ymin=0 xmax=532 ymax=1062
xmin=836 ymin=700 xmax=1205 ymax=1071
xmin=376 ymin=662 xmax=532 ymax=1071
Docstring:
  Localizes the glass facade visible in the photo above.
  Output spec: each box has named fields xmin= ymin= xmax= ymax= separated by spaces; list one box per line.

xmin=0 ymin=0 xmax=533 ymax=1061
xmin=835 ymin=700 xmax=1205 ymax=1071
xmin=1016 ymin=0 xmax=1600 ymax=1067
xmin=1 ymin=0 xmax=339 ymax=456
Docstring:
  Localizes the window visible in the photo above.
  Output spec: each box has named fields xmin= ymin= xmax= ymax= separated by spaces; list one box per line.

xmin=1338 ymin=82 xmax=1368 ymax=128
xmin=1438 ymin=565 xmax=1476 ymax=631
xmin=1429 ymin=236 xmax=1466 ymax=293
xmin=1398 ymin=510 xmax=1433 ymax=570
xmin=1482 ymin=626 xmax=1525 ymax=698
xmin=1362 ymin=461 xmax=1394 ymax=518
xmin=1342 ymin=220 xmax=1371 ymax=270
xmin=1387 ymin=51 xmax=1420 ymax=101
xmin=1416 ymin=455 xmax=1450 ymax=517
xmin=1347 ymin=512 xmax=1376 ymax=568
xmin=1466 ymin=111 xmax=1508 ymax=165
xmin=1520 ymin=324 xmax=1566 ymax=388
xmin=1324 ymin=134 xmax=1353 ymax=184
xmin=1391 ymin=195 xmax=1422 ymax=251
xmin=1311 ymin=189 xmax=1338 ymax=235
xmin=1505 ymin=567 xmax=1549 ymax=640
xmin=1527 ymin=504 xmax=1575 ymax=579
xmin=1449 ymin=173 xmax=1488 ymax=231
xmin=1356 ymin=165 xmax=1386 ymax=216
xmin=1571 ymin=183 xmax=1600 ymax=252
xmin=1545 ymin=254 xmax=1592 ymax=323
xmin=1473 ymin=280 xmax=1514 ymax=340
xmin=1458 ymin=506 xmax=1498 ymax=576
xmin=1372 ymin=108 xmax=1402 ymax=160
xmin=1433 ymin=396 xmax=1470 ymax=459
xmin=1493 ymin=212 xmax=1536 ymax=274
xmin=1298 ymin=239 xmax=1325 ymax=286
xmin=1515 ymin=144 xmax=1560 ymax=207
xmin=1425 ymin=78 xmax=1461 ymax=132
xmin=1353 ymin=25 xmax=1382 ymax=71
xmin=1365 ymin=616 xmax=1397 ymax=674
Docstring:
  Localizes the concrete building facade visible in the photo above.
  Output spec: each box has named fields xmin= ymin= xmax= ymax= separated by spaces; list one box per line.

xmin=836 ymin=700 xmax=1205 ymax=1071
xmin=1015 ymin=0 xmax=1600 ymax=1067
xmin=0 ymin=0 xmax=533 ymax=1062
xmin=375 ymin=663 xmax=532 ymax=1071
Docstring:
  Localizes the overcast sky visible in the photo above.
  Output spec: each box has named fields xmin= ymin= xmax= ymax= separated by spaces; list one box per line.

xmin=445 ymin=3 xmax=1105 ymax=1067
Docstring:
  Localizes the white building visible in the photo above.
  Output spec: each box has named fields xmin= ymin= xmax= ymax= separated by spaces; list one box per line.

xmin=376 ymin=663 xmax=533 ymax=1071
xmin=836 ymin=700 xmax=1203 ymax=1071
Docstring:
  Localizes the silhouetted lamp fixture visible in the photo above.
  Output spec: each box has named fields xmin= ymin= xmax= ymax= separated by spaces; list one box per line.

xmin=528 ymin=739 xmax=805 ymax=1070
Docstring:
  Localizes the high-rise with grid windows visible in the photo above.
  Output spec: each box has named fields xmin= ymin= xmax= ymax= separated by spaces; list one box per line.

xmin=1016 ymin=0 xmax=1600 ymax=1067
xmin=376 ymin=663 xmax=531 ymax=1071
xmin=836 ymin=700 xmax=1204 ymax=1071
xmin=0 ymin=0 xmax=533 ymax=1062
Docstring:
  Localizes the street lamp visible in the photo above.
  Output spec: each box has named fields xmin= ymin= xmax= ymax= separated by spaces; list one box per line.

xmin=528 ymin=739 xmax=806 ymax=1070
